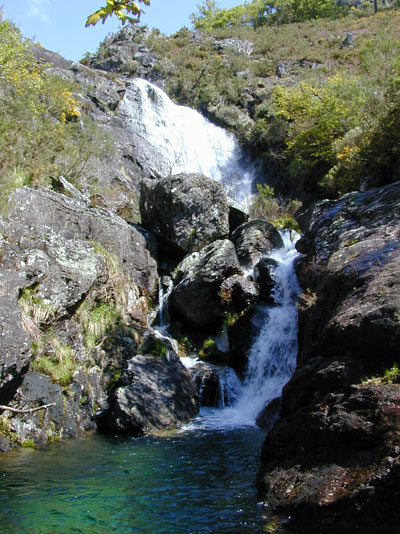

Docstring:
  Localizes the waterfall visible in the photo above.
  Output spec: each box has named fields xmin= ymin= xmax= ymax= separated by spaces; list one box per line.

xmin=184 ymin=231 xmax=301 ymax=431
xmin=118 ymin=78 xmax=256 ymax=203
xmin=147 ymin=278 xmax=179 ymax=359
xmin=233 ymin=231 xmax=300 ymax=422
xmin=218 ymin=367 xmax=243 ymax=409
xmin=120 ymin=78 xmax=301 ymax=430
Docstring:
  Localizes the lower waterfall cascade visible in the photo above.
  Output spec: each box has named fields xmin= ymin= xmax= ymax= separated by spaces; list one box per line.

xmin=183 ymin=230 xmax=301 ymax=431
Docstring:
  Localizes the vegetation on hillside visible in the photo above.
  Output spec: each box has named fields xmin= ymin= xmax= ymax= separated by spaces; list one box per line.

xmin=140 ymin=4 xmax=400 ymax=202
xmin=0 ymin=16 xmax=111 ymax=210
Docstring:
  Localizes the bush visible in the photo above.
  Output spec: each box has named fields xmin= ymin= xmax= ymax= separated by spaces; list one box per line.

xmin=0 ymin=16 xmax=112 ymax=209
xmin=249 ymin=184 xmax=301 ymax=229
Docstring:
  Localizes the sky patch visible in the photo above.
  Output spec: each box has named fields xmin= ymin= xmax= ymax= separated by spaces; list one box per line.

xmin=27 ymin=0 xmax=51 ymax=23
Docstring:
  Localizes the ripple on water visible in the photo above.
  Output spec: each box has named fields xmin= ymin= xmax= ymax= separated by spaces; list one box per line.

xmin=0 ymin=430 xmax=270 ymax=534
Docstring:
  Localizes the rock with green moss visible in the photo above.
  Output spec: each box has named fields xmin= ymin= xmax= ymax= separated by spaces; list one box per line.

xmin=96 ymin=354 xmax=198 ymax=434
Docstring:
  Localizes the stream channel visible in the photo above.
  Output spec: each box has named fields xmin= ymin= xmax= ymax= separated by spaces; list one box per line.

xmin=0 ymin=80 xmax=301 ymax=534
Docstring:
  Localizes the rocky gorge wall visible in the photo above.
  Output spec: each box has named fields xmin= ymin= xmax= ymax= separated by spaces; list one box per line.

xmin=257 ymin=181 xmax=400 ymax=533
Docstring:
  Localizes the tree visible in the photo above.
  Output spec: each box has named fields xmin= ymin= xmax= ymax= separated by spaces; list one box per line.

xmin=86 ymin=0 xmax=150 ymax=27
xmin=190 ymin=0 xmax=266 ymax=31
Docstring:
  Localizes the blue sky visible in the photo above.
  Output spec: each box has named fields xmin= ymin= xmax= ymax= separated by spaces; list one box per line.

xmin=2 ymin=0 xmax=242 ymax=61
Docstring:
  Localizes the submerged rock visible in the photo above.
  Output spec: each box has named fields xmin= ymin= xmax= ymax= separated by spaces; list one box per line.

xmin=140 ymin=173 xmax=230 ymax=255
xmin=97 ymin=355 xmax=198 ymax=434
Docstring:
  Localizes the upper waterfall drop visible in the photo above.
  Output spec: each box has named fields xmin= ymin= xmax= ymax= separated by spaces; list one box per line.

xmin=118 ymin=78 xmax=256 ymax=203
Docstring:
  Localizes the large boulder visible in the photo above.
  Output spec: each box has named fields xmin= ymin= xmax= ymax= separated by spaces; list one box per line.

xmin=6 ymin=187 xmax=158 ymax=301
xmin=97 ymin=354 xmax=198 ymax=434
xmin=170 ymin=239 xmax=245 ymax=327
xmin=231 ymin=220 xmax=283 ymax=268
xmin=257 ymin=181 xmax=400 ymax=533
xmin=140 ymin=173 xmax=230 ymax=255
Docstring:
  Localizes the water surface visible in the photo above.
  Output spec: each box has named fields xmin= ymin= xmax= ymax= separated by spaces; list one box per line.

xmin=0 ymin=428 xmax=267 ymax=534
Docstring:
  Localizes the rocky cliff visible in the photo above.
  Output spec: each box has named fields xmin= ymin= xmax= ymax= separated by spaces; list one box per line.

xmin=257 ymin=181 xmax=400 ymax=533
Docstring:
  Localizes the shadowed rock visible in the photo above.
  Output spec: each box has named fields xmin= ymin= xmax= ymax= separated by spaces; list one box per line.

xmin=96 ymin=355 xmax=198 ymax=434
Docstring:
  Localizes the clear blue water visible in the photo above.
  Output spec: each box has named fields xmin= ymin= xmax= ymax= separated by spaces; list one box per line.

xmin=0 ymin=427 xmax=268 ymax=534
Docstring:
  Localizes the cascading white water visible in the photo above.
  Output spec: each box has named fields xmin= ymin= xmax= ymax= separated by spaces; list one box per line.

xmin=121 ymin=78 xmax=301 ymax=430
xmin=184 ymin=231 xmax=301 ymax=431
xmin=148 ymin=278 xmax=179 ymax=359
xmin=119 ymin=78 xmax=256 ymax=203
xmin=218 ymin=367 xmax=243 ymax=409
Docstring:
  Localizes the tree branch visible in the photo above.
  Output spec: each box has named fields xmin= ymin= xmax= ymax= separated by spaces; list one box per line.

xmin=0 ymin=403 xmax=56 ymax=414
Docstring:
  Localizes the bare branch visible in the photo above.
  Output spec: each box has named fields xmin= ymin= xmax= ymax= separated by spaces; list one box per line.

xmin=0 ymin=403 xmax=56 ymax=414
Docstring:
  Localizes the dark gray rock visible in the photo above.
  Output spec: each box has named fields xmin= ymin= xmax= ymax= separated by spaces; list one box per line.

xmin=0 ymin=185 xmax=160 ymax=447
xmin=7 ymin=187 xmax=158 ymax=300
xmin=295 ymin=181 xmax=400 ymax=367
xmin=9 ymin=371 xmax=64 ymax=446
xmin=97 ymin=354 xmax=198 ymax=434
xmin=190 ymin=361 xmax=242 ymax=408
xmin=140 ymin=173 xmax=230 ymax=255
xmin=257 ymin=181 xmax=400 ymax=533
xmin=84 ymin=25 xmax=160 ymax=80
xmin=170 ymin=240 xmax=242 ymax=327
xmin=254 ymin=257 xmax=278 ymax=302
xmin=30 ymin=45 xmax=144 ymax=224
xmin=228 ymin=197 xmax=249 ymax=234
xmin=339 ymin=32 xmax=355 ymax=49
xmin=0 ymin=243 xmax=31 ymax=404
xmin=255 ymin=396 xmax=281 ymax=430
xmin=231 ymin=220 xmax=283 ymax=268
xmin=220 ymin=274 xmax=258 ymax=315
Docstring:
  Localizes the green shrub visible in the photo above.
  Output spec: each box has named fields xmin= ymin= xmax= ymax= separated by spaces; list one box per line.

xmin=0 ymin=16 xmax=112 ymax=210
xmin=249 ymin=184 xmax=301 ymax=229
xmin=363 ymin=363 xmax=400 ymax=385
xmin=31 ymin=336 xmax=77 ymax=387
xmin=199 ymin=337 xmax=218 ymax=359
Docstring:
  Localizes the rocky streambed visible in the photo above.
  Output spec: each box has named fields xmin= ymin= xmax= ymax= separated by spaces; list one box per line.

xmin=0 ymin=40 xmax=399 ymax=534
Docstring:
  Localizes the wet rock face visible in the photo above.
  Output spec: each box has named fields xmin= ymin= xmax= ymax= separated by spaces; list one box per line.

xmin=257 ymin=181 xmax=400 ymax=533
xmin=96 ymin=355 xmax=198 ymax=434
xmin=140 ymin=173 xmax=230 ymax=255
xmin=169 ymin=239 xmax=245 ymax=327
xmin=189 ymin=361 xmax=241 ymax=408
xmin=296 ymin=181 xmax=400 ymax=368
